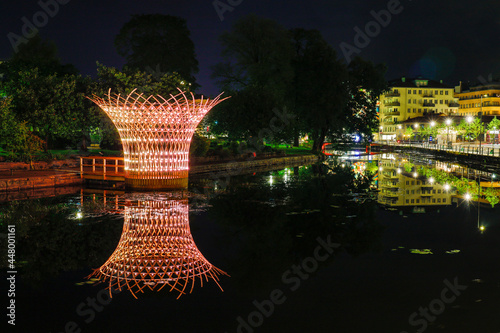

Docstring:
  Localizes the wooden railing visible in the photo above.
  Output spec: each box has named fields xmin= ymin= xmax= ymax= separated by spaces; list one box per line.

xmin=80 ymin=156 xmax=125 ymax=180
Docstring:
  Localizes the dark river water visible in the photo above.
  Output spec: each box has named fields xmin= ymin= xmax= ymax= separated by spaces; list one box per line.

xmin=1 ymin=154 xmax=500 ymax=333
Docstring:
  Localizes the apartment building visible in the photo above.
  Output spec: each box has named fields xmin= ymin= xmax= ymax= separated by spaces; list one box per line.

xmin=378 ymin=77 xmax=459 ymax=140
xmin=455 ymin=82 xmax=500 ymax=116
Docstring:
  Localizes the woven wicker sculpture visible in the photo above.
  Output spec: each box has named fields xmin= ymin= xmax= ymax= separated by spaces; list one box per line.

xmin=89 ymin=89 xmax=228 ymax=190
xmin=89 ymin=193 xmax=228 ymax=298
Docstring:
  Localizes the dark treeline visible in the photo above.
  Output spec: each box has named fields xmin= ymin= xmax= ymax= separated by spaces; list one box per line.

xmin=0 ymin=13 xmax=387 ymax=160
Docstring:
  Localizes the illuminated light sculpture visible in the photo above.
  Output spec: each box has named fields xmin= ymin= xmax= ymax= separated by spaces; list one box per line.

xmin=89 ymin=193 xmax=228 ymax=298
xmin=89 ymin=89 xmax=228 ymax=190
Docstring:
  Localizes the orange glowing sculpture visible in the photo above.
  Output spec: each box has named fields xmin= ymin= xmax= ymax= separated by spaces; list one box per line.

xmin=89 ymin=193 xmax=228 ymax=298
xmin=89 ymin=89 xmax=228 ymax=190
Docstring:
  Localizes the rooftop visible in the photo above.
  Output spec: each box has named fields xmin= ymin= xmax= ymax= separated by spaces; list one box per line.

xmin=388 ymin=77 xmax=453 ymax=89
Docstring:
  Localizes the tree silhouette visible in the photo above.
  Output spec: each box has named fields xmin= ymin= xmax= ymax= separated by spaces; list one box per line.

xmin=115 ymin=14 xmax=199 ymax=86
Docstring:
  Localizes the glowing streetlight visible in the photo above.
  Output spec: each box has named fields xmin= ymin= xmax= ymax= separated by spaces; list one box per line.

xmin=445 ymin=118 xmax=452 ymax=146
xmin=444 ymin=184 xmax=450 ymax=191
xmin=479 ymin=95 xmax=487 ymax=152
xmin=466 ymin=116 xmax=473 ymax=142
xmin=465 ymin=193 xmax=471 ymax=200
xmin=429 ymin=177 xmax=435 ymax=184
xmin=413 ymin=172 xmax=418 ymax=178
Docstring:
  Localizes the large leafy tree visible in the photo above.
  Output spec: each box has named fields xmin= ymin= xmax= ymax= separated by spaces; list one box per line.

xmin=487 ymin=116 xmax=500 ymax=131
xmin=290 ymin=28 xmax=348 ymax=151
xmin=210 ymin=14 xmax=294 ymax=144
xmin=0 ymin=34 xmax=96 ymax=150
xmin=2 ymin=68 xmax=98 ymax=150
xmin=341 ymin=57 xmax=387 ymax=141
xmin=457 ymin=117 xmax=483 ymax=141
xmin=0 ymin=33 xmax=78 ymax=78
xmin=420 ymin=122 xmax=441 ymax=140
xmin=0 ymin=97 xmax=44 ymax=157
xmin=115 ymin=14 xmax=198 ymax=86
xmin=89 ymin=63 xmax=192 ymax=148
xmin=92 ymin=62 xmax=189 ymax=97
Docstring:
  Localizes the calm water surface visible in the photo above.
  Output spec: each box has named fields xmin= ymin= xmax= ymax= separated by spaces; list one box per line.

xmin=2 ymin=154 xmax=500 ymax=333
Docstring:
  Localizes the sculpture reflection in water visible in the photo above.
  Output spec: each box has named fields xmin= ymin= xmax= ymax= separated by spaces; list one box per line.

xmin=88 ymin=192 xmax=228 ymax=299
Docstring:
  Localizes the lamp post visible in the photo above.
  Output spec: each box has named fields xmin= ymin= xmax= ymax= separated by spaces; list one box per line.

xmin=477 ymin=169 xmax=481 ymax=231
xmin=430 ymin=121 xmax=436 ymax=146
xmin=445 ymin=118 xmax=452 ymax=149
xmin=379 ymin=125 xmax=383 ymax=143
xmin=414 ymin=123 xmax=419 ymax=145
xmin=466 ymin=116 xmax=473 ymax=143
xmin=479 ymin=94 xmax=487 ymax=154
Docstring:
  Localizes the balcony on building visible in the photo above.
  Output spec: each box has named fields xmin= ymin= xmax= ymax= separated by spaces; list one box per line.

xmin=448 ymin=102 xmax=459 ymax=107
xmin=383 ymin=110 xmax=400 ymax=115
xmin=423 ymin=101 xmax=435 ymax=107
xmin=385 ymin=91 xmax=400 ymax=97
xmin=385 ymin=101 xmax=401 ymax=107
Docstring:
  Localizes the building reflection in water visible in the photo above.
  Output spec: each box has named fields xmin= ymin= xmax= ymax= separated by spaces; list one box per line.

xmin=378 ymin=157 xmax=455 ymax=208
xmin=87 ymin=191 xmax=228 ymax=299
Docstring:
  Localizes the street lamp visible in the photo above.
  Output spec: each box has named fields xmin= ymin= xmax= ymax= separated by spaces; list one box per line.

xmin=430 ymin=121 xmax=436 ymax=145
xmin=414 ymin=124 xmax=419 ymax=144
xmin=445 ymin=118 xmax=452 ymax=148
xmin=466 ymin=116 xmax=473 ymax=142
xmin=479 ymin=95 xmax=487 ymax=153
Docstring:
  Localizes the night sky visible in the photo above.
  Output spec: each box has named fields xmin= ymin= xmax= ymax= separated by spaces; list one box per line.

xmin=1 ymin=0 xmax=499 ymax=96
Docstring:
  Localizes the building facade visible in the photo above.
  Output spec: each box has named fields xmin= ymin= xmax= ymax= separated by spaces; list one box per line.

xmin=455 ymin=83 xmax=500 ymax=117
xmin=378 ymin=77 xmax=459 ymax=140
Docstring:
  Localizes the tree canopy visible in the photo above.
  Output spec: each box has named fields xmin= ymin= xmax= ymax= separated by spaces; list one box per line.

xmin=488 ymin=116 xmax=500 ymax=131
xmin=209 ymin=15 xmax=294 ymax=144
xmin=1 ymin=68 xmax=98 ymax=150
xmin=92 ymin=62 xmax=190 ymax=97
xmin=211 ymin=15 xmax=387 ymax=151
xmin=115 ymin=14 xmax=199 ymax=86
xmin=290 ymin=28 xmax=348 ymax=150
xmin=1 ymin=33 xmax=78 ymax=77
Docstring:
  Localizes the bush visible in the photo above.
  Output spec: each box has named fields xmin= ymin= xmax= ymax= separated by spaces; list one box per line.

xmin=190 ymin=133 xmax=210 ymax=157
